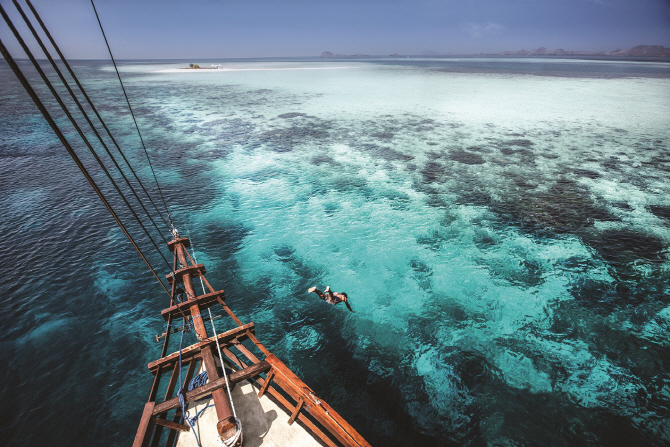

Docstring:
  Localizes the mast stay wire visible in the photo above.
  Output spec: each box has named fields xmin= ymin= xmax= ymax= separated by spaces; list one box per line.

xmin=14 ymin=0 xmax=170 ymax=246
xmin=0 ymin=36 xmax=173 ymax=300
xmin=24 ymin=0 xmax=174 ymax=233
xmin=91 ymin=0 xmax=176 ymax=232
xmin=190 ymin=234 xmax=243 ymax=447
xmin=0 ymin=4 xmax=173 ymax=272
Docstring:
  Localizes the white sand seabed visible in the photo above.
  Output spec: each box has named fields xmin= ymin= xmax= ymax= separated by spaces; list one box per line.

xmin=156 ymin=66 xmax=356 ymax=73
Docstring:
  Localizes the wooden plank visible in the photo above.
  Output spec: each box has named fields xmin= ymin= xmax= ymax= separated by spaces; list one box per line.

xmin=218 ymin=297 xmax=243 ymax=326
xmin=166 ymin=264 xmax=205 ymax=284
xmin=232 ymin=337 xmax=262 ymax=364
xmin=152 ymin=360 xmax=271 ymax=416
xmin=155 ymin=418 xmax=190 ymax=432
xmin=257 ymin=369 xmax=274 ymax=398
xmin=148 ymin=323 xmax=254 ymax=373
xmin=289 ymin=396 xmax=304 ymax=425
xmin=161 ymin=290 xmax=225 ymax=321
xmin=167 ymin=237 xmax=190 ymax=251
xmin=265 ymin=354 xmax=371 ymax=447
xmin=164 ymin=362 xmax=182 ymax=400
xmin=132 ymin=401 xmax=156 ymax=447
xmin=246 ymin=331 xmax=273 ymax=357
xmin=221 ymin=347 xmax=247 ymax=370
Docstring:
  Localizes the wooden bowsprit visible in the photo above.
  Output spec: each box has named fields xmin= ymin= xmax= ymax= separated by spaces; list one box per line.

xmin=133 ymin=235 xmax=371 ymax=447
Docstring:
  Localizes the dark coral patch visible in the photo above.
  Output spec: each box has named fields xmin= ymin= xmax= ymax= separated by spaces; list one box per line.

xmin=311 ymin=154 xmax=336 ymax=166
xmin=574 ymin=169 xmax=601 ymax=179
xmin=568 ymin=277 xmax=637 ymax=312
xmin=274 ymin=245 xmax=295 ymax=262
xmin=582 ymin=229 xmax=666 ymax=265
xmin=508 ymin=139 xmax=534 ymax=147
xmin=422 ymin=161 xmax=445 ymax=183
xmin=361 ymin=144 xmax=414 ymax=162
xmin=259 ymin=125 xmax=330 ymax=152
xmin=648 ymin=205 xmax=670 ymax=222
xmin=491 ymin=178 xmax=615 ymax=235
xmin=277 ymin=112 xmax=308 ymax=119
xmin=371 ymin=132 xmax=395 ymax=140
xmin=449 ymin=150 xmax=485 ymax=165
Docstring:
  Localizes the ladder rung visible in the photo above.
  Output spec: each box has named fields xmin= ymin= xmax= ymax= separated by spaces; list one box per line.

xmin=148 ymin=322 xmax=254 ymax=373
xmin=161 ymin=290 xmax=225 ymax=321
xmin=154 ymin=418 xmax=190 ymax=432
xmin=152 ymin=360 xmax=271 ymax=416
xmin=166 ymin=264 xmax=206 ymax=284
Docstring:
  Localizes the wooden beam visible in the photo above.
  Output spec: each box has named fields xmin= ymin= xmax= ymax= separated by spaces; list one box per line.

xmin=232 ymin=337 xmax=262 ymax=364
xmin=257 ymin=369 xmax=274 ymax=398
xmin=218 ymin=297 xmax=243 ymax=326
xmin=152 ymin=360 xmax=271 ymax=416
xmin=161 ymin=290 xmax=225 ymax=321
xmin=155 ymin=418 xmax=190 ymax=432
xmin=167 ymin=237 xmax=190 ymax=251
xmin=166 ymin=264 xmax=206 ymax=284
xmin=288 ymin=397 xmax=304 ymax=425
xmin=132 ymin=401 xmax=156 ymax=447
xmin=148 ymin=323 xmax=254 ymax=373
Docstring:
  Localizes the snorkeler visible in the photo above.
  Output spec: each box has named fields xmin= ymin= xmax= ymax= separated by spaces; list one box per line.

xmin=308 ymin=286 xmax=354 ymax=313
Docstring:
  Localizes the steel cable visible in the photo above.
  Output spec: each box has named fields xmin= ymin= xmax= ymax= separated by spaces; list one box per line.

xmin=24 ymin=0 xmax=173 ymax=233
xmin=0 ymin=4 xmax=174 ymax=277
xmin=0 ymin=35 xmax=173 ymax=300
xmin=91 ymin=0 xmax=176 ymax=231
xmin=14 ymin=0 xmax=170 ymax=247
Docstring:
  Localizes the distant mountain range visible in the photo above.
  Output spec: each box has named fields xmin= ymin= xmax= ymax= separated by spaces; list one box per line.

xmin=321 ymin=45 xmax=670 ymax=58
xmin=495 ymin=45 xmax=670 ymax=57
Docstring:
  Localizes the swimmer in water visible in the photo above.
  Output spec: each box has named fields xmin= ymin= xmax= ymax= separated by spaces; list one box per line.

xmin=308 ymin=286 xmax=354 ymax=313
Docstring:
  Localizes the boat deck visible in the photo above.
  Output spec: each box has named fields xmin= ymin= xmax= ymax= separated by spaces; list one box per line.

xmin=176 ymin=380 xmax=322 ymax=447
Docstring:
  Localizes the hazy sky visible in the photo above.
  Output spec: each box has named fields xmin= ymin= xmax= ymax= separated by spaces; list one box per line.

xmin=1 ymin=0 xmax=669 ymax=59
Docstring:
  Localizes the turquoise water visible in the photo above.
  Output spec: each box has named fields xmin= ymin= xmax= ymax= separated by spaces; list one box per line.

xmin=1 ymin=57 xmax=669 ymax=446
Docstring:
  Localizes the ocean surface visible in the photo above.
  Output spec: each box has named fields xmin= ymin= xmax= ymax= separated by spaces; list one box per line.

xmin=1 ymin=57 xmax=669 ymax=446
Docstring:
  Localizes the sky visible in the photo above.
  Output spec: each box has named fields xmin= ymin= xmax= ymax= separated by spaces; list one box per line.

xmin=0 ymin=0 xmax=669 ymax=59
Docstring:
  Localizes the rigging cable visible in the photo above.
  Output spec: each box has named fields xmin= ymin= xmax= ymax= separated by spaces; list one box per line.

xmin=191 ymin=236 xmax=243 ymax=447
xmin=1 ymin=3 xmax=173 ymax=272
xmin=91 ymin=0 xmax=176 ymax=232
xmin=0 ymin=5 xmax=170 ymax=268
xmin=23 ymin=0 xmax=173 ymax=232
xmin=14 ymin=0 xmax=170 ymax=246
xmin=0 ymin=35 xmax=173 ymax=300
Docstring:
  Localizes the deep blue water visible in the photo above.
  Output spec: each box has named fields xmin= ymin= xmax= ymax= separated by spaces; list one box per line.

xmin=1 ymin=57 xmax=669 ymax=446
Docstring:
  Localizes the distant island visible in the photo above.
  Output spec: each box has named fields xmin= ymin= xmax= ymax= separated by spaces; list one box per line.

xmin=181 ymin=63 xmax=222 ymax=69
xmin=321 ymin=45 xmax=670 ymax=58
xmin=320 ymin=51 xmax=372 ymax=58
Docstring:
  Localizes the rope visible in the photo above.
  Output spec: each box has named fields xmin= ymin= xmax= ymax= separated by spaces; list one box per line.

xmin=191 ymin=235 xmax=243 ymax=447
xmin=189 ymin=371 xmax=209 ymax=391
xmin=176 ymin=318 xmax=206 ymax=447
xmin=0 ymin=13 xmax=172 ymax=301
xmin=91 ymin=0 xmax=176 ymax=232
xmin=13 ymin=0 xmax=173 ymax=265
xmin=27 ymin=0 xmax=172 ymax=231
xmin=5 ymin=1 xmax=173 ymax=272
xmin=24 ymin=0 xmax=173 ymax=233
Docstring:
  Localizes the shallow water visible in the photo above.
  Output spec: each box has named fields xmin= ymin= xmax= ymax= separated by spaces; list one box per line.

xmin=1 ymin=57 xmax=669 ymax=446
